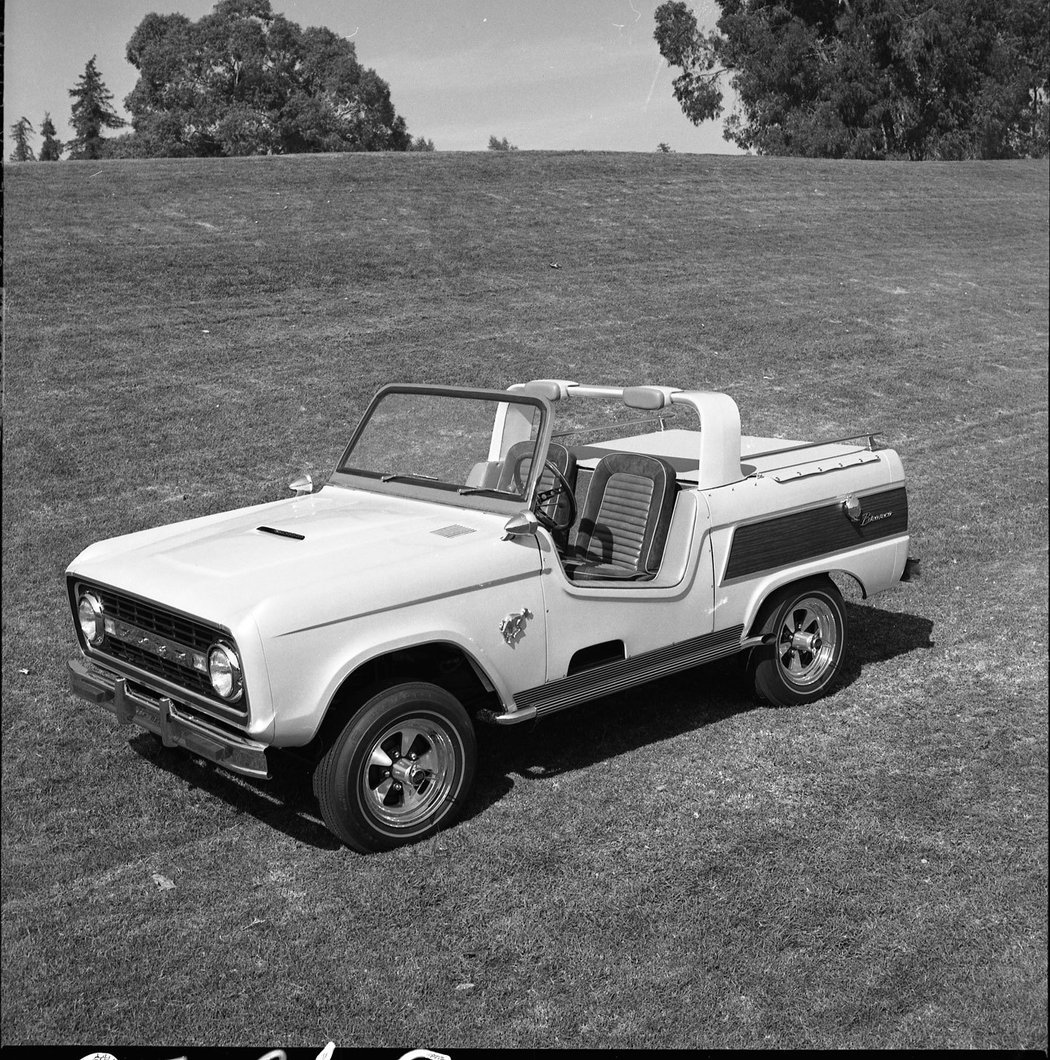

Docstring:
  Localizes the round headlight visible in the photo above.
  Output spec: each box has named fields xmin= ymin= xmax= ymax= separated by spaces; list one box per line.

xmin=78 ymin=592 xmax=105 ymax=646
xmin=208 ymin=643 xmax=242 ymax=701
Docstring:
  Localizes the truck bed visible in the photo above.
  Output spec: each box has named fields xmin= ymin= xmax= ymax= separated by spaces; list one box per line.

xmin=573 ymin=427 xmax=882 ymax=486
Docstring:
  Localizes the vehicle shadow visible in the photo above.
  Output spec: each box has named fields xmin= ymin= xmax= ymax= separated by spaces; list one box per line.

xmin=463 ymin=600 xmax=934 ymax=818
xmin=127 ymin=733 xmax=342 ymax=850
xmin=837 ymin=599 xmax=935 ymax=683
xmin=126 ymin=600 xmax=932 ymax=849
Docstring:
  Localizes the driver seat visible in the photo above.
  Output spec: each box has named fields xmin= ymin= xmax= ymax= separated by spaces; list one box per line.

xmin=497 ymin=441 xmax=577 ymax=548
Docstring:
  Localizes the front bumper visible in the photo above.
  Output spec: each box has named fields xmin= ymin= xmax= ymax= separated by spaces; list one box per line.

xmin=68 ymin=655 xmax=270 ymax=778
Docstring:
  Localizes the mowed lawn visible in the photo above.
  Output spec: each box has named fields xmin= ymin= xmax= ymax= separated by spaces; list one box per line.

xmin=2 ymin=152 xmax=1046 ymax=1049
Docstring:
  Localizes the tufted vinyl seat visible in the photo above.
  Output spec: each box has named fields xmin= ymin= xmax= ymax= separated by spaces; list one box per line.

xmin=565 ymin=452 xmax=677 ymax=581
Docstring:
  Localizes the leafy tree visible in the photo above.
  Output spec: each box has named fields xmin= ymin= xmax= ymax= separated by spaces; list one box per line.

xmin=409 ymin=135 xmax=436 ymax=152
xmin=487 ymin=135 xmax=519 ymax=151
xmin=39 ymin=113 xmax=62 ymax=161
xmin=9 ymin=117 xmax=35 ymax=161
xmin=654 ymin=0 xmax=1049 ymax=159
xmin=656 ymin=142 xmax=674 ymax=152
xmin=68 ymin=56 xmax=126 ymax=159
xmin=122 ymin=0 xmax=411 ymax=156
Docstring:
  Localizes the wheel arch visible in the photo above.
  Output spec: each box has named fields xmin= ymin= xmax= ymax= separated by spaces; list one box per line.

xmin=745 ymin=571 xmax=842 ymax=639
xmin=827 ymin=568 xmax=867 ymax=600
xmin=301 ymin=640 xmax=499 ymax=762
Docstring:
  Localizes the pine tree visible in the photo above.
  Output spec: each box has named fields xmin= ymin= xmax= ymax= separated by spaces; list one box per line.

xmin=68 ymin=56 xmax=126 ymax=159
xmin=39 ymin=113 xmax=62 ymax=161
xmin=9 ymin=117 xmax=36 ymax=162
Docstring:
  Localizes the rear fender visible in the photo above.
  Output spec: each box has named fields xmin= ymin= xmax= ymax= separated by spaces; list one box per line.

xmin=735 ymin=537 xmax=907 ymax=638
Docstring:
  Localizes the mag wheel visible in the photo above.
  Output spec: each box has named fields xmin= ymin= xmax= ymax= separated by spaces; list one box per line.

xmin=315 ymin=682 xmax=476 ymax=852
xmin=750 ymin=578 xmax=847 ymax=706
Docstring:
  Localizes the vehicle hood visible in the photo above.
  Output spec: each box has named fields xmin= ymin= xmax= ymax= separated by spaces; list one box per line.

xmin=67 ymin=486 xmax=535 ymax=635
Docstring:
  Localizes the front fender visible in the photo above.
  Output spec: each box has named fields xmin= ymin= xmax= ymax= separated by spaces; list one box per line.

xmin=294 ymin=624 xmax=513 ymax=746
xmin=263 ymin=567 xmax=547 ymax=745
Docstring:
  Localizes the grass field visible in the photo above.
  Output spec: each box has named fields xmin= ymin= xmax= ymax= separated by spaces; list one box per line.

xmin=2 ymin=151 xmax=1047 ymax=1049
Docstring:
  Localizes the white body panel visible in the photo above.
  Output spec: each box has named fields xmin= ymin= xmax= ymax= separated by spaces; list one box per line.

xmin=67 ymin=382 xmax=911 ymax=757
xmin=69 ymin=486 xmax=549 ymax=741
xmin=535 ymin=490 xmax=716 ymax=682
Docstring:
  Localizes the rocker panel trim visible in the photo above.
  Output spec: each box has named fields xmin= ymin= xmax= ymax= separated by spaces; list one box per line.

xmin=515 ymin=624 xmax=746 ymax=717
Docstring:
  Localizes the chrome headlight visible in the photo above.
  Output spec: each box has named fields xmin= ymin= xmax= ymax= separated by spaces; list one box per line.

xmin=78 ymin=592 xmax=105 ymax=646
xmin=208 ymin=643 xmax=243 ymax=701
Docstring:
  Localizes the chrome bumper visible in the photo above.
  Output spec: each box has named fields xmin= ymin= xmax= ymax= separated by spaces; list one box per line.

xmin=68 ymin=656 xmax=270 ymax=779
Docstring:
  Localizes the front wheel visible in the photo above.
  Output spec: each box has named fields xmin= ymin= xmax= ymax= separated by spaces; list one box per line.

xmin=749 ymin=578 xmax=847 ymax=706
xmin=315 ymin=682 xmax=477 ymax=852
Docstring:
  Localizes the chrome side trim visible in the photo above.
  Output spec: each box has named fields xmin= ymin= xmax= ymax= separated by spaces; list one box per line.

xmin=280 ymin=568 xmax=543 ymax=636
xmin=496 ymin=624 xmax=746 ymax=723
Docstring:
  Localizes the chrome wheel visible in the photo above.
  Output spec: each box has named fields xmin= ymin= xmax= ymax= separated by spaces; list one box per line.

xmin=773 ymin=596 xmax=839 ymax=688
xmin=750 ymin=578 xmax=847 ymax=706
xmin=363 ymin=718 xmax=459 ymax=829
xmin=315 ymin=682 xmax=476 ymax=852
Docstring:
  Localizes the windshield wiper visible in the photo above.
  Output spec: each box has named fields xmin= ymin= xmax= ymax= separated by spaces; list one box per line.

xmin=457 ymin=486 xmax=519 ymax=497
xmin=378 ymin=474 xmax=515 ymax=497
xmin=381 ymin=472 xmax=443 ymax=484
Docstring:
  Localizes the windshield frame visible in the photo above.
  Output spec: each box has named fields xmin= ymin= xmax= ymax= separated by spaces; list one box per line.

xmin=328 ymin=383 xmax=554 ymax=514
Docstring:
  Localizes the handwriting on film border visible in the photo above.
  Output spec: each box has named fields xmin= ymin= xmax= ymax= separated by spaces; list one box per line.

xmin=81 ymin=1049 xmax=450 ymax=1060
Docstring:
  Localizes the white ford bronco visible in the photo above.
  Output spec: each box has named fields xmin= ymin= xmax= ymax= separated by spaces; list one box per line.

xmin=67 ymin=381 xmax=915 ymax=851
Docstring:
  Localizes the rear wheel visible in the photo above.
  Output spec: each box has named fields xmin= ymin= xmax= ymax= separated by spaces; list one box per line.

xmin=749 ymin=578 xmax=847 ymax=706
xmin=315 ymin=682 xmax=476 ymax=852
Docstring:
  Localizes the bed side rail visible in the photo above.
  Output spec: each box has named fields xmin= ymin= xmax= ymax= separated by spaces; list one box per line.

xmin=744 ymin=431 xmax=884 ymax=462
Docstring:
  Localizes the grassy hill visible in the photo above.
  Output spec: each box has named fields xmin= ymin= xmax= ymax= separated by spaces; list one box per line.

xmin=2 ymin=152 xmax=1047 ymax=1048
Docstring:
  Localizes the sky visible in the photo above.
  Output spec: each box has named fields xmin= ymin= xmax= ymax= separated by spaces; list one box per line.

xmin=3 ymin=0 xmax=741 ymax=158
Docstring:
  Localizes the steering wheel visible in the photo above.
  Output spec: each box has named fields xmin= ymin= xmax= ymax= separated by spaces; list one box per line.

xmin=532 ymin=459 xmax=577 ymax=534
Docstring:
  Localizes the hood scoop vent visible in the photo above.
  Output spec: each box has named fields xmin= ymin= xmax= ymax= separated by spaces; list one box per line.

xmin=431 ymin=524 xmax=476 ymax=538
xmin=257 ymin=525 xmax=305 ymax=540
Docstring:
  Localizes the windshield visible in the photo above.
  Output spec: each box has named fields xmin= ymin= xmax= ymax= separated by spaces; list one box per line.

xmin=336 ymin=387 xmax=547 ymax=501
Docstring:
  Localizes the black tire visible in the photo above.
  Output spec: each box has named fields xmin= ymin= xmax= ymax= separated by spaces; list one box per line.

xmin=749 ymin=578 xmax=847 ymax=706
xmin=315 ymin=682 xmax=476 ymax=852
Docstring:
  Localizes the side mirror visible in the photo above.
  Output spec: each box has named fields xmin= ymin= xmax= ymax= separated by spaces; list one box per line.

xmin=502 ymin=510 xmax=539 ymax=540
xmin=289 ymin=473 xmax=314 ymax=496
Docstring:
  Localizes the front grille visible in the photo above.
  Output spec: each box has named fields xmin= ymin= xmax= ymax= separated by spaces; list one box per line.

xmin=105 ymin=637 xmax=216 ymax=699
xmin=95 ymin=589 xmax=215 ymax=652
xmin=73 ymin=581 xmax=246 ymax=715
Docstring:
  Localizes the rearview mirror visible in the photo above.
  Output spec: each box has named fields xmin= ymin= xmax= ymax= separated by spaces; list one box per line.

xmin=289 ymin=473 xmax=313 ymax=496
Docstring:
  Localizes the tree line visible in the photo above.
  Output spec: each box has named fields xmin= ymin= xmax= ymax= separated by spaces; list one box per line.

xmin=11 ymin=0 xmax=1047 ymax=162
xmin=9 ymin=0 xmax=433 ymax=162
xmin=654 ymin=0 xmax=1048 ymax=159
